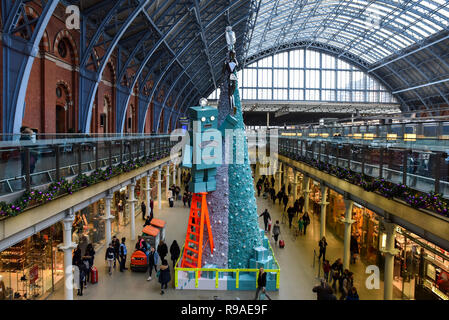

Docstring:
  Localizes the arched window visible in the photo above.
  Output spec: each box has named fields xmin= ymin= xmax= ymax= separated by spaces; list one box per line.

xmin=209 ymin=49 xmax=397 ymax=104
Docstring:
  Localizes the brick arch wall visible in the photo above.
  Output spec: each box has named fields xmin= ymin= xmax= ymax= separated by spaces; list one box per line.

xmin=53 ymin=29 xmax=79 ymax=65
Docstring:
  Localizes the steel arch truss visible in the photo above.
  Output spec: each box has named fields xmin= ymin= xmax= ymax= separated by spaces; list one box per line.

xmin=2 ymin=0 xmax=59 ymax=135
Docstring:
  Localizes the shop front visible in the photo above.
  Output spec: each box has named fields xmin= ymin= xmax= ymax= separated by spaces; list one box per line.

xmin=0 ymin=224 xmax=64 ymax=300
xmin=326 ymin=190 xmax=380 ymax=266
xmin=72 ymin=202 xmax=106 ymax=253
xmin=385 ymin=226 xmax=449 ymax=300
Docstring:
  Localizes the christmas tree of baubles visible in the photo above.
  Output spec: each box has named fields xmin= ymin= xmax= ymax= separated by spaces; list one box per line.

xmin=201 ymin=71 xmax=262 ymax=269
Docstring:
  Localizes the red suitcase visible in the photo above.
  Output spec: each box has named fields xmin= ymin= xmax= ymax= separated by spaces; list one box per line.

xmin=268 ymin=222 xmax=272 ymax=232
xmin=279 ymin=240 xmax=285 ymax=248
xmin=91 ymin=267 xmax=98 ymax=284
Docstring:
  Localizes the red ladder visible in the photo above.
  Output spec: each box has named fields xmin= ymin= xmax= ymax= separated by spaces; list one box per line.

xmin=181 ymin=192 xmax=214 ymax=273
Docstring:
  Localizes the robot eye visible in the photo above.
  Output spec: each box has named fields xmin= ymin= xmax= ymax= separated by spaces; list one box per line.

xmin=201 ymin=117 xmax=206 ymax=122
xmin=210 ymin=116 xmax=215 ymax=121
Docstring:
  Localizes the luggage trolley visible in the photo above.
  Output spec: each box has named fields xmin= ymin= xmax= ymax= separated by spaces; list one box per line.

xmin=142 ymin=225 xmax=160 ymax=251
xmin=150 ymin=218 xmax=166 ymax=241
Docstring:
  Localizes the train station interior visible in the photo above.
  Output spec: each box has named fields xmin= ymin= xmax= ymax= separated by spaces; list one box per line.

xmin=1 ymin=0 xmax=449 ymax=302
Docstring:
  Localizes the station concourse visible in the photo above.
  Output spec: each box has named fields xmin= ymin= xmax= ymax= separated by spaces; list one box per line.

xmin=1 ymin=0 xmax=449 ymax=302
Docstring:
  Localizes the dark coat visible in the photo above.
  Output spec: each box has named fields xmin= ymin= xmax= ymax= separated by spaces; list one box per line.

xmin=170 ymin=242 xmax=181 ymax=261
xmin=159 ymin=265 xmax=171 ymax=284
xmin=158 ymin=243 xmax=168 ymax=258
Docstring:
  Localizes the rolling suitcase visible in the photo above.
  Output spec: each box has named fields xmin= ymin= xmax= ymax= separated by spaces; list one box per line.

xmin=279 ymin=240 xmax=285 ymax=248
xmin=91 ymin=266 xmax=98 ymax=284
xmin=268 ymin=221 xmax=272 ymax=232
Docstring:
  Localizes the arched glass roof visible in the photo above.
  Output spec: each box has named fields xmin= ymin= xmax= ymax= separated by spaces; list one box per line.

xmin=245 ymin=0 xmax=449 ymax=64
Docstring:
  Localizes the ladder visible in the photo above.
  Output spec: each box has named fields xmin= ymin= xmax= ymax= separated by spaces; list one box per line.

xmin=181 ymin=192 xmax=214 ymax=274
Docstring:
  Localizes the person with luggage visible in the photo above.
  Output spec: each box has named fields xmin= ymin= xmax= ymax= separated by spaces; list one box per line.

xmin=119 ymin=238 xmax=128 ymax=272
xmin=105 ymin=243 xmax=115 ymax=275
xmin=254 ymin=267 xmax=271 ymax=300
xmin=302 ymin=212 xmax=310 ymax=236
xmin=168 ymin=188 xmax=174 ymax=208
xmin=159 ymin=259 xmax=171 ymax=295
xmin=318 ymin=237 xmax=328 ymax=262
xmin=157 ymin=240 xmax=168 ymax=262
xmin=272 ymin=220 xmax=281 ymax=246
xmin=147 ymin=246 xmax=159 ymax=281
xmin=170 ymin=240 xmax=181 ymax=269
xmin=259 ymin=209 xmax=271 ymax=232
xmin=141 ymin=201 xmax=146 ymax=220
xmin=83 ymin=243 xmax=95 ymax=283
xmin=76 ymin=260 xmax=87 ymax=296
xmin=112 ymin=236 xmax=121 ymax=268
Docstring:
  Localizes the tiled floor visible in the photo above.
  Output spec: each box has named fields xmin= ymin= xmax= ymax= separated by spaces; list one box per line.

xmin=47 ymin=183 xmax=387 ymax=300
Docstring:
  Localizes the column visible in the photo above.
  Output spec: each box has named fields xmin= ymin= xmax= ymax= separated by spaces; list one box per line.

xmin=157 ymin=168 xmax=162 ymax=210
xmin=128 ymin=180 xmax=137 ymax=241
xmin=342 ymin=198 xmax=354 ymax=270
xmin=102 ymin=193 xmax=114 ymax=246
xmin=173 ymin=164 xmax=176 ymax=187
xmin=303 ymin=176 xmax=311 ymax=214
xmin=293 ymin=171 xmax=299 ymax=201
xmin=177 ymin=166 xmax=181 ymax=186
xmin=165 ymin=164 xmax=170 ymax=199
xmin=277 ymin=163 xmax=282 ymax=193
xmin=144 ymin=172 xmax=151 ymax=210
xmin=59 ymin=209 xmax=76 ymax=300
xmin=319 ymin=185 xmax=329 ymax=239
xmin=381 ymin=219 xmax=399 ymax=300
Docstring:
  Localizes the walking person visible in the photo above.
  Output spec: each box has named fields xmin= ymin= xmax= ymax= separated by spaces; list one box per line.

xmin=182 ymin=192 xmax=188 ymax=207
xmin=112 ymin=236 xmax=121 ymax=268
xmin=277 ymin=190 xmax=283 ymax=205
xmin=340 ymin=271 xmax=353 ymax=300
xmin=169 ymin=240 xmax=180 ymax=269
xmin=159 ymin=259 xmax=171 ymax=295
xmin=187 ymin=192 xmax=192 ymax=207
xmin=350 ymin=234 xmax=359 ymax=264
xmin=298 ymin=196 xmax=305 ymax=214
xmin=283 ymin=193 xmax=289 ymax=212
xmin=76 ymin=260 xmax=87 ymax=296
xmin=143 ymin=215 xmax=152 ymax=227
xmin=323 ymin=259 xmax=331 ymax=283
xmin=257 ymin=182 xmax=262 ymax=197
xmin=254 ymin=267 xmax=271 ymax=300
xmin=271 ymin=177 xmax=275 ymax=188
xmin=259 ymin=209 xmax=271 ymax=232
xmin=119 ymin=237 xmax=128 ymax=272
xmin=270 ymin=188 xmax=276 ymax=205
xmin=149 ymin=198 xmax=154 ymax=217
xmin=318 ymin=237 xmax=328 ymax=262
xmin=157 ymin=240 xmax=168 ymax=262
xmin=105 ymin=243 xmax=115 ymax=275
xmin=346 ymin=286 xmax=359 ymax=300
xmin=141 ymin=201 xmax=146 ymax=220
xmin=147 ymin=247 xmax=159 ymax=281
xmin=331 ymin=258 xmax=343 ymax=292
xmin=287 ymin=206 xmax=295 ymax=229
xmin=302 ymin=212 xmax=310 ymax=236
xmin=272 ymin=221 xmax=281 ymax=246
xmin=297 ymin=216 xmax=304 ymax=235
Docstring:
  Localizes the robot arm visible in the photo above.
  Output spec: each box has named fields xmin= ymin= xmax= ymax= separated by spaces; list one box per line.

xmin=181 ymin=144 xmax=192 ymax=168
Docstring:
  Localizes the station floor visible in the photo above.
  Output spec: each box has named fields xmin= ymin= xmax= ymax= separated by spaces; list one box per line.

xmin=47 ymin=184 xmax=388 ymax=300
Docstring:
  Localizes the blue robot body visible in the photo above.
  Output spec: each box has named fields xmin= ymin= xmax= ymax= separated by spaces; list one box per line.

xmin=182 ymin=105 xmax=238 ymax=193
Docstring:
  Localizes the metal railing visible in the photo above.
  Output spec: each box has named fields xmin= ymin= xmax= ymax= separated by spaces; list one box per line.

xmin=277 ymin=135 xmax=449 ymax=199
xmin=0 ymin=134 xmax=180 ymax=196
xmin=174 ymin=240 xmax=281 ymax=290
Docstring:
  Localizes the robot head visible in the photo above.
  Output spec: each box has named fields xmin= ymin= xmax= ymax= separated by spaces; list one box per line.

xmin=188 ymin=105 xmax=218 ymax=132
